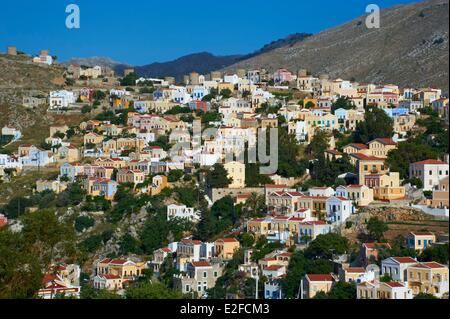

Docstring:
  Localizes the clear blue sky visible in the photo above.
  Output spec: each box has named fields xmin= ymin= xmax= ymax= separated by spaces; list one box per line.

xmin=0 ymin=0 xmax=419 ymax=65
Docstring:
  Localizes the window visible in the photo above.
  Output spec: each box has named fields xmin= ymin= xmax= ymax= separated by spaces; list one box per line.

xmin=203 ymin=271 xmax=207 ymax=278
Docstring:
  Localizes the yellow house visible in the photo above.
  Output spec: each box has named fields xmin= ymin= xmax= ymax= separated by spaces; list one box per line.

xmin=367 ymin=138 xmax=398 ymax=158
xmin=84 ymin=132 xmax=104 ymax=146
xmin=407 ymin=262 xmax=449 ymax=298
xmin=365 ymin=172 xmax=406 ymax=200
xmin=406 ymin=232 xmax=436 ymax=251
xmin=224 ymin=161 xmax=246 ymax=189
xmin=116 ymin=169 xmax=146 ymax=185
xmin=354 ymin=153 xmax=388 ymax=185
xmin=430 ymin=176 xmax=449 ymax=209
xmin=343 ymin=144 xmax=371 ymax=159
xmin=214 ymin=238 xmax=240 ymax=260
xmin=149 ymin=175 xmax=168 ymax=196
xmin=337 ymin=184 xmax=374 ymax=207
xmin=56 ymin=145 xmax=80 ymax=163
xmin=247 ymin=218 xmax=272 ymax=239
xmin=218 ymin=82 xmax=235 ymax=93
xmin=340 ymin=267 xmax=366 ymax=283
xmin=94 ymin=158 xmax=127 ymax=169
xmin=303 ymin=274 xmax=334 ymax=299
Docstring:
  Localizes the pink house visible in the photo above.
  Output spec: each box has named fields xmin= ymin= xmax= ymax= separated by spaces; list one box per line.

xmin=273 ymin=69 xmax=294 ymax=84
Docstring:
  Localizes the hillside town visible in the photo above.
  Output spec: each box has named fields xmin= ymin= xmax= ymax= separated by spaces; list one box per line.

xmin=0 ymin=45 xmax=449 ymax=301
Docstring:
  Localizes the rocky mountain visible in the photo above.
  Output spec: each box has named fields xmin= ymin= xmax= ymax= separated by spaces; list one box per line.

xmin=63 ymin=33 xmax=313 ymax=80
xmin=225 ymin=0 xmax=449 ymax=90
xmin=239 ymin=33 xmax=312 ymax=60
xmin=134 ymin=52 xmax=243 ymax=80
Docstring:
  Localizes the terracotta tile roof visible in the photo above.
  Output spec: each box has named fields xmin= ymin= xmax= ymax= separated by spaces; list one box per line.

xmin=191 ymin=261 xmax=211 ymax=267
xmin=181 ymin=239 xmax=202 ymax=245
xmin=351 ymin=153 xmax=385 ymax=161
xmin=347 ymin=143 xmax=368 ymax=150
xmin=410 ymin=262 xmax=446 ymax=269
xmin=391 ymin=257 xmax=417 ymax=264
xmin=384 ymin=281 xmax=405 ymax=288
xmin=264 ymin=265 xmax=284 ymax=271
xmin=413 ymin=159 xmax=447 ymax=165
xmin=109 ymin=259 xmax=130 ymax=265
xmin=409 ymin=231 xmax=435 ymax=236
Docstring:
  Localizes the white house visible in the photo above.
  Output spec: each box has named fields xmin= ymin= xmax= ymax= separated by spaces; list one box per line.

xmin=49 ymin=90 xmax=77 ymax=109
xmin=309 ymin=187 xmax=335 ymax=197
xmin=381 ymin=257 xmax=418 ymax=282
xmin=223 ymin=74 xmax=239 ymax=85
xmin=409 ymin=159 xmax=449 ymax=191
xmin=192 ymin=86 xmax=209 ymax=101
xmin=0 ymin=154 xmax=22 ymax=170
xmin=20 ymin=147 xmax=53 ymax=167
xmin=167 ymin=204 xmax=199 ymax=222
xmin=289 ymin=121 xmax=308 ymax=143
xmin=326 ymin=196 xmax=355 ymax=224
xmin=1 ymin=126 xmax=22 ymax=141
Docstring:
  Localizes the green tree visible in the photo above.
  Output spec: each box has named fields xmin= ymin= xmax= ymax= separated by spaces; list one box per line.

xmin=331 ymin=97 xmax=355 ymax=113
xmin=120 ymin=72 xmax=139 ymax=86
xmin=2 ymin=196 xmax=33 ymax=219
xmin=366 ymin=217 xmax=388 ymax=241
xmin=168 ymin=169 xmax=184 ymax=182
xmin=420 ymin=243 xmax=449 ymax=264
xmin=74 ymin=216 xmax=95 ymax=233
xmin=0 ymin=230 xmax=43 ymax=299
xmin=220 ymin=89 xmax=232 ymax=99
xmin=126 ymin=281 xmax=184 ymax=299
xmin=304 ymin=233 xmax=349 ymax=259
xmin=386 ymin=138 xmax=440 ymax=179
xmin=354 ymin=108 xmax=394 ymax=144
xmin=206 ymin=163 xmax=232 ymax=189
xmin=307 ymin=130 xmax=331 ymax=158
xmin=21 ymin=210 xmax=76 ymax=268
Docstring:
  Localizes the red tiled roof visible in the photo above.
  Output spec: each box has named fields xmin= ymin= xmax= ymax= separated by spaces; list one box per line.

xmin=409 ymin=231 xmax=435 ymax=236
xmin=181 ymin=239 xmax=202 ymax=245
xmin=306 ymin=274 xmax=334 ymax=282
xmin=347 ymin=143 xmax=368 ymax=150
xmin=384 ymin=281 xmax=404 ymax=288
xmin=392 ymin=257 xmax=417 ymax=264
xmin=99 ymin=258 xmax=112 ymax=264
xmin=191 ymin=261 xmax=211 ymax=267
xmin=410 ymin=262 xmax=445 ymax=269
xmin=351 ymin=153 xmax=385 ymax=161
xmin=413 ymin=159 xmax=447 ymax=165
xmin=264 ymin=265 xmax=284 ymax=271
xmin=109 ymin=259 xmax=129 ymax=265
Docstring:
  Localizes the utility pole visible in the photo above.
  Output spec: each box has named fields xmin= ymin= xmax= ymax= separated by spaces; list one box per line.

xmin=255 ymin=274 xmax=259 ymax=300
